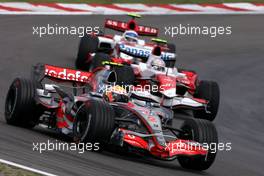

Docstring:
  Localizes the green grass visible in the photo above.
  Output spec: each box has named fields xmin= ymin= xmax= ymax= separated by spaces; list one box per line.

xmin=0 ymin=0 xmax=263 ymax=4
xmin=0 ymin=163 xmax=41 ymax=176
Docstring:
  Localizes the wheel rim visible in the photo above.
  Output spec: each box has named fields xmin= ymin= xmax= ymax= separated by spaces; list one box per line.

xmin=74 ymin=105 xmax=92 ymax=142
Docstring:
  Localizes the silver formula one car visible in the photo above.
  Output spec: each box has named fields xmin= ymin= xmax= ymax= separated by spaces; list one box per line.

xmin=5 ymin=63 xmax=218 ymax=171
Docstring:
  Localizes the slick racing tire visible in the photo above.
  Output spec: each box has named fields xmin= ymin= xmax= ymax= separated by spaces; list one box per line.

xmin=76 ymin=34 xmax=99 ymax=71
xmin=114 ymin=65 xmax=135 ymax=86
xmin=178 ymin=118 xmax=218 ymax=170
xmin=73 ymin=99 xmax=115 ymax=151
xmin=5 ymin=78 xmax=41 ymax=128
xmin=166 ymin=43 xmax=176 ymax=68
xmin=193 ymin=80 xmax=220 ymax=121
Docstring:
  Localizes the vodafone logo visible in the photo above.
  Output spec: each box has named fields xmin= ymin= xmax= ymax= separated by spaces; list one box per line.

xmin=45 ymin=65 xmax=91 ymax=82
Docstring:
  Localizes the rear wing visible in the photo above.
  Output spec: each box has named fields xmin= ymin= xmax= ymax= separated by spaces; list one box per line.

xmin=32 ymin=64 xmax=92 ymax=84
xmin=105 ymin=19 xmax=158 ymax=37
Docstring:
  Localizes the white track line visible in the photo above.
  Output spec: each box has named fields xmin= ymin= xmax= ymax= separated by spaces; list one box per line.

xmin=0 ymin=158 xmax=57 ymax=176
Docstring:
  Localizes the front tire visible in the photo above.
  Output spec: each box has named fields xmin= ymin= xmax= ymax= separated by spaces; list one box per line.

xmin=73 ymin=99 xmax=115 ymax=151
xmin=178 ymin=118 xmax=218 ymax=170
xmin=193 ymin=80 xmax=220 ymax=121
xmin=5 ymin=78 xmax=41 ymax=128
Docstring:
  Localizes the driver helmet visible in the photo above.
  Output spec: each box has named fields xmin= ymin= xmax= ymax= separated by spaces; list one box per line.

xmin=151 ymin=57 xmax=166 ymax=72
xmin=123 ymin=30 xmax=138 ymax=43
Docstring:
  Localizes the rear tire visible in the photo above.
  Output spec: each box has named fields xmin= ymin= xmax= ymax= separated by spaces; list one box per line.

xmin=89 ymin=52 xmax=111 ymax=71
xmin=73 ymin=99 xmax=115 ymax=151
xmin=178 ymin=118 xmax=218 ymax=170
xmin=114 ymin=65 xmax=135 ymax=86
xmin=76 ymin=34 xmax=99 ymax=71
xmin=193 ymin=80 xmax=220 ymax=121
xmin=5 ymin=78 xmax=41 ymax=128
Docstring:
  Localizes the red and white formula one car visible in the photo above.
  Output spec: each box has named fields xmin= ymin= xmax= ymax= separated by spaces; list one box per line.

xmin=5 ymin=63 xmax=218 ymax=170
xmin=80 ymin=38 xmax=220 ymax=121
xmin=76 ymin=14 xmax=177 ymax=71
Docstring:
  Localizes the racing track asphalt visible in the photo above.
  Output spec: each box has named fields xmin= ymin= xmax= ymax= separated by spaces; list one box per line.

xmin=0 ymin=15 xmax=264 ymax=176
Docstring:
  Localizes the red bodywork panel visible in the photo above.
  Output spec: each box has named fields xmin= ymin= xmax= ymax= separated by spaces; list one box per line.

xmin=156 ymin=74 xmax=176 ymax=91
xmin=121 ymin=129 xmax=207 ymax=158
xmin=45 ymin=64 xmax=92 ymax=83
xmin=179 ymin=70 xmax=198 ymax=94
xmin=156 ymin=71 xmax=198 ymax=95
xmin=133 ymin=71 xmax=198 ymax=95
xmin=123 ymin=133 xmax=149 ymax=150
xmin=105 ymin=19 xmax=158 ymax=36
